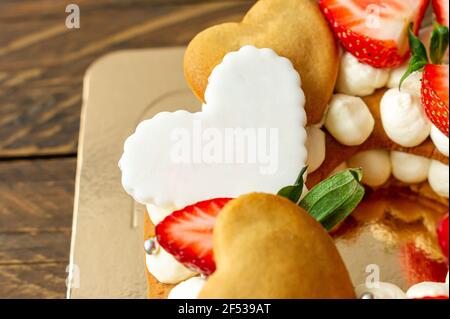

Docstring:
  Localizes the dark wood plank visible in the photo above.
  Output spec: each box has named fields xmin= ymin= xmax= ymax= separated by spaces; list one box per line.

xmin=0 ymin=0 xmax=254 ymax=158
xmin=0 ymin=158 xmax=76 ymax=230
xmin=0 ymin=263 xmax=69 ymax=299
xmin=0 ymin=0 xmax=253 ymax=20
xmin=0 ymin=158 xmax=76 ymax=298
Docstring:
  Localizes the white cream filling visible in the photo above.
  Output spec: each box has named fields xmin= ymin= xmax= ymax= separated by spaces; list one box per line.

xmin=146 ymin=204 xmax=176 ymax=225
xmin=430 ymin=125 xmax=449 ymax=157
xmin=146 ymin=241 xmax=197 ymax=284
xmin=305 ymin=126 xmax=326 ymax=173
xmin=387 ymin=64 xmax=422 ymax=96
xmin=168 ymin=276 xmax=206 ymax=299
xmin=356 ymin=277 xmax=450 ymax=299
xmin=324 ymin=94 xmax=375 ymax=146
xmin=406 ymin=282 xmax=449 ymax=299
xmin=428 ymin=160 xmax=449 ymax=198
xmin=380 ymin=88 xmax=431 ymax=147
xmin=335 ymin=52 xmax=390 ymax=96
xmin=390 ymin=151 xmax=431 ymax=184
xmin=347 ymin=150 xmax=391 ymax=187
xmin=145 ymin=204 xmax=198 ymax=285
xmin=355 ymin=282 xmax=406 ymax=299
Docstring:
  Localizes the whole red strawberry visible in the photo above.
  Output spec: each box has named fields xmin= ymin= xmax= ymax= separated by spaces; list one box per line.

xmin=319 ymin=0 xmax=430 ymax=68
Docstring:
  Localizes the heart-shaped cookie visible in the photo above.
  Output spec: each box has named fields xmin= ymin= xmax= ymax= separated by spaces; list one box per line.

xmin=184 ymin=0 xmax=339 ymax=125
xmin=120 ymin=46 xmax=307 ymax=209
xmin=198 ymin=193 xmax=356 ymax=298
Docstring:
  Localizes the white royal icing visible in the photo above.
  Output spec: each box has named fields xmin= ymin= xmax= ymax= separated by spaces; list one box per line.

xmin=119 ymin=46 xmax=307 ymax=208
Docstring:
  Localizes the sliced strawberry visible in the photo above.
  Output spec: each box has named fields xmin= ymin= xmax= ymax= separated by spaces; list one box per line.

xmin=319 ymin=0 xmax=430 ymax=68
xmin=437 ymin=214 xmax=449 ymax=261
xmin=422 ymin=64 xmax=449 ymax=136
xmin=155 ymin=198 xmax=232 ymax=275
xmin=432 ymin=0 xmax=449 ymax=27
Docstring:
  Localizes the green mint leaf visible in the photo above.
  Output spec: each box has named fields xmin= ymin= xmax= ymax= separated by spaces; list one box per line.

xmin=277 ymin=166 xmax=307 ymax=204
xmin=430 ymin=22 xmax=449 ymax=65
xmin=299 ymin=168 xmax=365 ymax=231
xmin=319 ymin=183 xmax=365 ymax=231
xmin=399 ymin=23 xmax=429 ymax=89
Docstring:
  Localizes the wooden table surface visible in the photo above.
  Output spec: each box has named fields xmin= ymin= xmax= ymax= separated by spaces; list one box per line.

xmin=0 ymin=0 xmax=254 ymax=299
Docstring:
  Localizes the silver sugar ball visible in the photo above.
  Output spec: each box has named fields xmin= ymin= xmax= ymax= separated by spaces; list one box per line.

xmin=144 ymin=238 xmax=158 ymax=255
xmin=360 ymin=292 xmax=375 ymax=299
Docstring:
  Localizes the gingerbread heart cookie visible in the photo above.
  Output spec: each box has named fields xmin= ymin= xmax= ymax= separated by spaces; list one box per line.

xmin=198 ymin=193 xmax=356 ymax=299
xmin=184 ymin=0 xmax=339 ymax=124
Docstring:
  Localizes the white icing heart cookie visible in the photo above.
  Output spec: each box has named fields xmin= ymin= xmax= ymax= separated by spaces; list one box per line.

xmin=119 ymin=46 xmax=307 ymax=208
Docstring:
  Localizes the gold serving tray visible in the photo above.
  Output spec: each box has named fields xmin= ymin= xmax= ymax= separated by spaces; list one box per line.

xmin=68 ymin=47 xmax=447 ymax=299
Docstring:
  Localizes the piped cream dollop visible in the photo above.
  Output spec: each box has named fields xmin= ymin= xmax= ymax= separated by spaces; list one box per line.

xmin=390 ymin=151 xmax=430 ymax=184
xmin=428 ymin=160 xmax=449 ymax=198
xmin=335 ymin=52 xmax=389 ymax=96
xmin=324 ymin=94 xmax=375 ymax=146
xmin=347 ymin=150 xmax=391 ymax=187
xmin=168 ymin=276 xmax=206 ymax=299
xmin=387 ymin=65 xmax=422 ymax=96
xmin=380 ymin=88 xmax=431 ymax=147
xmin=430 ymin=125 xmax=449 ymax=157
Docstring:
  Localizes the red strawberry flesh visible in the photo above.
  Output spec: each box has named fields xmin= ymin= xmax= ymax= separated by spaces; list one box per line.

xmin=155 ymin=198 xmax=232 ymax=275
xmin=319 ymin=0 xmax=430 ymax=68
xmin=432 ymin=0 xmax=449 ymax=27
xmin=421 ymin=64 xmax=449 ymax=136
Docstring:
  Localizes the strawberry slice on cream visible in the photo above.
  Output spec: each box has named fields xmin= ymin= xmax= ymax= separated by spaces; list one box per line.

xmin=319 ymin=0 xmax=430 ymax=68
